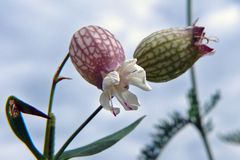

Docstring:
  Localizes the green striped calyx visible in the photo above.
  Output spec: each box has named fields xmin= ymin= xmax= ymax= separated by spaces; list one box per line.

xmin=133 ymin=25 xmax=214 ymax=82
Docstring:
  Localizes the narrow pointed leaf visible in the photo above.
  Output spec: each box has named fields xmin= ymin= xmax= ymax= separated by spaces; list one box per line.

xmin=219 ymin=130 xmax=240 ymax=144
xmin=9 ymin=95 xmax=50 ymax=119
xmin=58 ymin=116 xmax=145 ymax=160
xmin=5 ymin=96 xmax=48 ymax=160
xmin=203 ymin=91 xmax=220 ymax=115
xmin=203 ymin=119 xmax=214 ymax=133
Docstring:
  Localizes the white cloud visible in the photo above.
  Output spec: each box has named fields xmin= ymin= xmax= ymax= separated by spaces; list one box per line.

xmin=16 ymin=0 xmax=64 ymax=17
xmin=202 ymin=5 xmax=240 ymax=34
xmin=97 ymin=15 xmax=126 ymax=33
xmin=128 ymin=0 xmax=158 ymax=18
xmin=224 ymin=75 xmax=240 ymax=97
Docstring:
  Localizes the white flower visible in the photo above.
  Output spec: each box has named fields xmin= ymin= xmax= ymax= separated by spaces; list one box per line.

xmin=99 ymin=59 xmax=152 ymax=116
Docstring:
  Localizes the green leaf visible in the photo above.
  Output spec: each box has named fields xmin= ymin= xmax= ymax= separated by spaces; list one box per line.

xmin=5 ymin=96 xmax=48 ymax=160
xmin=58 ymin=116 xmax=145 ymax=160
xmin=203 ymin=118 xmax=214 ymax=134
xmin=187 ymin=88 xmax=199 ymax=123
xmin=203 ymin=91 xmax=221 ymax=115
xmin=139 ymin=111 xmax=189 ymax=160
xmin=219 ymin=130 xmax=240 ymax=144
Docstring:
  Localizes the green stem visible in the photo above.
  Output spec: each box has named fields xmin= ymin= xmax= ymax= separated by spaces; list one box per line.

xmin=48 ymin=113 xmax=56 ymax=158
xmin=187 ymin=0 xmax=214 ymax=160
xmin=187 ymin=0 xmax=198 ymax=93
xmin=54 ymin=105 xmax=103 ymax=160
xmin=44 ymin=53 xmax=70 ymax=159
xmin=199 ymin=129 xmax=214 ymax=160
xmin=47 ymin=54 xmax=70 ymax=114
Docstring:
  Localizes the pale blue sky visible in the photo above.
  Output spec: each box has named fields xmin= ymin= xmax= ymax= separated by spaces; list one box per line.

xmin=0 ymin=0 xmax=240 ymax=160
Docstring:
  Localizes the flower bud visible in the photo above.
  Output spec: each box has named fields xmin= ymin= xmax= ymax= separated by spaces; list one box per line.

xmin=69 ymin=25 xmax=125 ymax=89
xmin=133 ymin=24 xmax=215 ymax=82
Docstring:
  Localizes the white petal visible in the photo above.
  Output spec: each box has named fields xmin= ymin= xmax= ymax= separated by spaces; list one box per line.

xmin=100 ymin=91 xmax=120 ymax=116
xmin=120 ymin=59 xmax=137 ymax=70
xmin=99 ymin=92 xmax=112 ymax=110
xmin=110 ymin=107 xmax=120 ymax=116
xmin=127 ymin=65 xmax=152 ymax=91
xmin=102 ymin=71 xmax=120 ymax=91
xmin=113 ymin=89 xmax=140 ymax=111
xmin=118 ymin=59 xmax=137 ymax=75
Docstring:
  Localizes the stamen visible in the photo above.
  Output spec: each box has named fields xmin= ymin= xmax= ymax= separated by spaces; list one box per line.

xmin=202 ymin=37 xmax=209 ymax=44
xmin=205 ymin=36 xmax=219 ymax=43
xmin=195 ymin=35 xmax=219 ymax=44
xmin=201 ymin=36 xmax=219 ymax=44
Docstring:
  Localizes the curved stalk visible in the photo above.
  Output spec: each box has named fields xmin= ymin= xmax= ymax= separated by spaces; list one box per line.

xmin=54 ymin=106 xmax=103 ymax=160
xmin=43 ymin=53 xmax=70 ymax=159
xmin=199 ymin=128 xmax=214 ymax=160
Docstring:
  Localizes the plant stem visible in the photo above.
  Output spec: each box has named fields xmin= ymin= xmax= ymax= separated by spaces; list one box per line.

xmin=186 ymin=0 xmax=214 ymax=160
xmin=54 ymin=105 xmax=103 ymax=160
xmin=187 ymin=0 xmax=198 ymax=95
xmin=47 ymin=53 xmax=70 ymax=115
xmin=44 ymin=53 xmax=70 ymax=159
xmin=199 ymin=129 xmax=214 ymax=160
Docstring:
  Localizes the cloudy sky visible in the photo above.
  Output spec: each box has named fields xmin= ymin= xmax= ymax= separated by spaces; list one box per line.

xmin=0 ymin=0 xmax=240 ymax=160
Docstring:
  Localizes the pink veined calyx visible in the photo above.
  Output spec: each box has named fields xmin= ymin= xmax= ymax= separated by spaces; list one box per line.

xmin=69 ymin=25 xmax=151 ymax=115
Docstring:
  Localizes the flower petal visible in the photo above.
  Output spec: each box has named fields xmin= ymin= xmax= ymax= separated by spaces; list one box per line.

xmin=110 ymin=107 xmax=120 ymax=116
xmin=127 ymin=65 xmax=152 ymax=91
xmin=102 ymin=71 xmax=120 ymax=91
xmin=196 ymin=44 xmax=214 ymax=55
xmin=113 ymin=89 xmax=140 ymax=111
xmin=99 ymin=92 xmax=112 ymax=110
xmin=100 ymin=92 xmax=120 ymax=116
xmin=118 ymin=59 xmax=137 ymax=75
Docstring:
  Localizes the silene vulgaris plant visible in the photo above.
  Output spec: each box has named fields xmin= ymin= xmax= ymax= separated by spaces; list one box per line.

xmin=5 ymin=20 xmax=216 ymax=160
